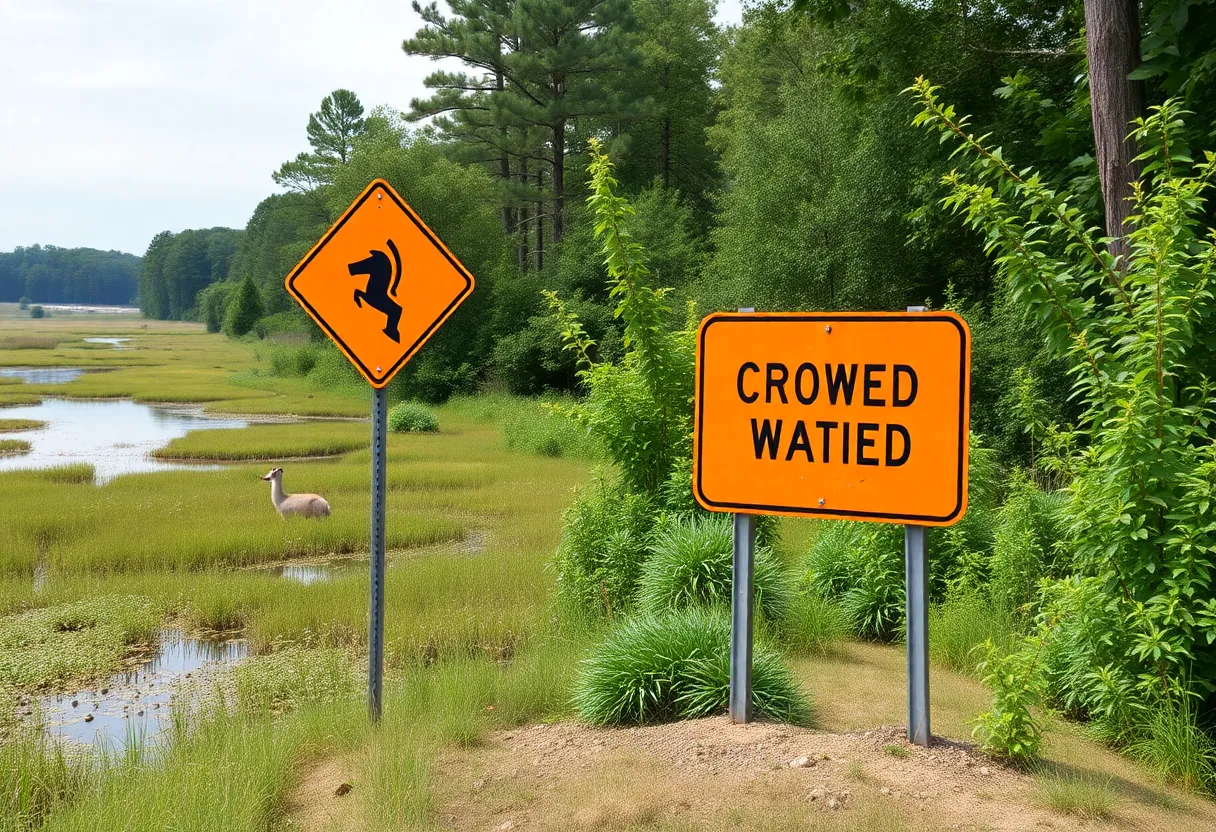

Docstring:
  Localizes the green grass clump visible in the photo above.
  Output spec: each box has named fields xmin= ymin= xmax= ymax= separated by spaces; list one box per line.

xmin=388 ymin=401 xmax=439 ymax=433
xmin=883 ymin=743 xmax=909 ymax=758
xmin=0 ymin=596 xmax=159 ymax=689
xmin=929 ymin=593 xmax=1014 ymax=674
xmin=1036 ymin=769 xmax=1121 ymax=820
xmin=34 ymin=464 xmax=94 ymax=485
xmin=0 ymin=418 xmax=43 ymax=432
xmin=153 ymin=421 xmax=367 ymax=460
xmin=783 ymin=587 xmax=847 ymax=655
xmin=0 ymin=438 xmax=30 ymax=454
xmin=503 ymin=402 xmax=600 ymax=459
xmin=1128 ymin=696 xmax=1216 ymax=793
xmin=637 ymin=514 xmax=792 ymax=623
xmin=574 ymin=607 xmax=809 ymax=725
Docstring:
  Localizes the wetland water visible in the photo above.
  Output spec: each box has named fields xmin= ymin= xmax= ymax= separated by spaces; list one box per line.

xmin=83 ymin=337 xmax=131 ymax=348
xmin=0 ymin=398 xmax=248 ymax=482
xmin=0 ymin=367 xmax=85 ymax=384
xmin=37 ymin=630 xmax=249 ymax=748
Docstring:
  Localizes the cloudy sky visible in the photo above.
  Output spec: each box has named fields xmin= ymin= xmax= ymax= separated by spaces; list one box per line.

xmin=0 ymin=0 xmax=745 ymax=256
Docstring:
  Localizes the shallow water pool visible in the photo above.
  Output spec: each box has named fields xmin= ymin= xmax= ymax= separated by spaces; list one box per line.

xmin=0 ymin=398 xmax=248 ymax=483
xmin=0 ymin=367 xmax=84 ymax=384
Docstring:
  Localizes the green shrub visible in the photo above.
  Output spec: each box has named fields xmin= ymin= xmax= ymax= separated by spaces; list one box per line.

xmin=971 ymin=638 xmax=1043 ymax=765
xmin=28 ymin=306 xmax=44 ymax=319
xmin=929 ymin=593 xmax=1013 ymax=674
xmin=990 ymin=475 xmax=1067 ymax=614
xmin=574 ymin=607 xmax=809 ymax=725
xmin=223 ymin=276 xmax=264 ymax=337
xmin=268 ymin=344 xmax=321 ymax=378
xmin=554 ymin=476 xmax=655 ymax=618
xmin=783 ymin=588 xmax=847 ymax=656
xmin=637 ymin=514 xmax=792 ymax=624
xmin=387 ymin=401 xmax=439 ymax=433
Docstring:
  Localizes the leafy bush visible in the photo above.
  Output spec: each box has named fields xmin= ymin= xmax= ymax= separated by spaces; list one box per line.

xmin=637 ymin=514 xmax=792 ymax=624
xmin=196 ymin=281 xmax=231 ymax=333
xmin=28 ymin=306 xmax=44 ymax=319
xmin=971 ymin=638 xmax=1042 ymax=765
xmin=554 ymin=476 xmax=655 ymax=618
xmin=548 ymin=139 xmax=696 ymax=497
xmin=912 ymin=86 xmax=1216 ymax=714
xmin=990 ymin=474 xmax=1066 ymax=614
xmin=387 ymin=401 xmax=439 ymax=433
xmin=574 ymin=607 xmax=809 ymax=725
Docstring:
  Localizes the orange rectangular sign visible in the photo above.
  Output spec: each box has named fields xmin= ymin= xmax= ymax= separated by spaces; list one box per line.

xmin=693 ymin=312 xmax=971 ymax=525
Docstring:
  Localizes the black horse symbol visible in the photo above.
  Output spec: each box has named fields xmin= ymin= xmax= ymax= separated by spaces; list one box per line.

xmin=350 ymin=239 xmax=403 ymax=342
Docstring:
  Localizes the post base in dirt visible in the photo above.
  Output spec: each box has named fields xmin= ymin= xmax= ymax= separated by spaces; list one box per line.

xmin=730 ymin=512 xmax=756 ymax=723
xmin=369 ymin=385 xmax=388 ymax=722
xmin=905 ymin=524 xmax=930 ymax=746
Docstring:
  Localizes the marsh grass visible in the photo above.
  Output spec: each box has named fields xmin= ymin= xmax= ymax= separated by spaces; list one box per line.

xmin=153 ymin=421 xmax=368 ymax=460
xmin=783 ymin=588 xmax=848 ymax=656
xmin=0 ymin=728 xmax=96 ymax=832
xmin=0 ymin=334 xmax=63 ymax=350
xmin=0 ymin=438 xmax=30 ymax=454
xmin=1128 ymin=696 xmax=1216 ymax=793
xmin=0 ymin=419 xmax=43 ymax=432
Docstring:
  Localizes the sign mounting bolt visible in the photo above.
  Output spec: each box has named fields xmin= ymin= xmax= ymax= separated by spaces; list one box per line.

xmin=376 ymin=366 xmax=382 ymax=373
xmin=818 ymin=498 xmax=826 ymax=506
xmin=825 ymin=325 xmax=832 ymax=334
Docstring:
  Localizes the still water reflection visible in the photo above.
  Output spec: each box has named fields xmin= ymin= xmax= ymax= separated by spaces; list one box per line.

xmin=0 ymin=398 xmax=247 ymax=483
xmin=0 ymin=367 xmax=84 ymax=384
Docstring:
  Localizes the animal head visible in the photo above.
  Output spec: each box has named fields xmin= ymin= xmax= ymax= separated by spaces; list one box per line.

xmin=260 ymin=467 xmax=283 ymax=482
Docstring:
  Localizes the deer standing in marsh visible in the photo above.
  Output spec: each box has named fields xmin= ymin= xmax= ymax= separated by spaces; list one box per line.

xmin=260 ymin=467 xmax=330 ymax=518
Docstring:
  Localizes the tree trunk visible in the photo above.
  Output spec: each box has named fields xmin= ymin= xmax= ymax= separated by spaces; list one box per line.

xmin=1084 ymin=0 xmax=1144 ymax=260
xmin=518 ymin=157 xmax=529 ymax=272
xmin=551 ymin=121 xmax=565 ymax=242
xmin=536 ymin=168 xmax=545 ymax=271
xmin=497 ymin=70 xmax=513 ymax=236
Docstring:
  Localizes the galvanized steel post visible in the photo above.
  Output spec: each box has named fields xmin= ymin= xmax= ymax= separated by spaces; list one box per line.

xmin=730 ymin=512 xmax=756 ymax=723
xmin=369 ymin=385 xmax=388 ymax=721
xmin=905 ymin=524 xmax=930 ymax=746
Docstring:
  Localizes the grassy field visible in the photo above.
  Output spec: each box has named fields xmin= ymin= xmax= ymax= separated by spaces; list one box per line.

xmin=1 ymin=307 xmax=1213 ymax=832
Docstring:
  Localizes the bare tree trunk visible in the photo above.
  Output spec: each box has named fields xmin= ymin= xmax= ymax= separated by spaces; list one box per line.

xmin=1084 ymin=0 xmax=1145 ymax=260
xmin=497 ymin=71 xmax=513 ymax=237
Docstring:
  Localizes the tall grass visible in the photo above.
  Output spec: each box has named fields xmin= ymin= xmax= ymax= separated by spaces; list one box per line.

xmin=153 ymin=421 xmax=368 ymax=460
xmin=574 ymin=607 xmax=809 ymax=725
xmin=1128 ymin=696 xmax=1216 ymax=793
xmin=929 ymin=593 xmax=1014 ymax=674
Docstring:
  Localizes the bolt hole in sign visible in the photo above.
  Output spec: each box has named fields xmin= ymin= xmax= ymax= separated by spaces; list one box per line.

xmin=693 ymin=312 xmax=971 ymax=525
xmin=285 ymin=179 xmax=475 ymax=388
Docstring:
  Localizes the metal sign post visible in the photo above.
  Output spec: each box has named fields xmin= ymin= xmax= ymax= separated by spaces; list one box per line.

xmin=368 ymin=386 xmax=388 ymax=721
xmin=905 ymin=524 xmax=930 ymax=746
xmin=729 ymin=512 xmax=756 ymax=723
xmin=904 ymin=305 xmax=930 ymax=747
xmin=284 ymin=178 xmax=476 ymax=723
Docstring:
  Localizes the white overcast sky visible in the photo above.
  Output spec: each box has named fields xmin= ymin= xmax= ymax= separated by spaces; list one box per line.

xmin=0 ymin=0 xmax=746 ymax=256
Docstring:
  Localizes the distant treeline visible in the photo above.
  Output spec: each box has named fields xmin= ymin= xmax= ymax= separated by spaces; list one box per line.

xmin=139 ymin=228 xmax=242 ymax=321
xmin=0 ymin=245 xmax=140 ymax=306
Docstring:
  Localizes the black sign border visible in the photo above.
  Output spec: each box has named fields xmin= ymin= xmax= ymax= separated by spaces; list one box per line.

xmin=285 ymin=180 xmax=475 ymax=388
xmin=694 ymin=312 xmax=970 ymax=524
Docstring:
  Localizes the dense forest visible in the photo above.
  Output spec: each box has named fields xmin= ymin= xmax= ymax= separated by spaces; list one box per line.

xmin=0 ymin=246 xmax=140 ymax=306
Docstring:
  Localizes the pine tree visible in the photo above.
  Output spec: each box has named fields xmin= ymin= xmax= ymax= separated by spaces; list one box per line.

xmin=224 ymin=276 xmax=264 ymax=337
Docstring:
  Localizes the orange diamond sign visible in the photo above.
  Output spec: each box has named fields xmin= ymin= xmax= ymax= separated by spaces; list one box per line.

xmin=285 ymin=179 xmax=475 ymax=388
